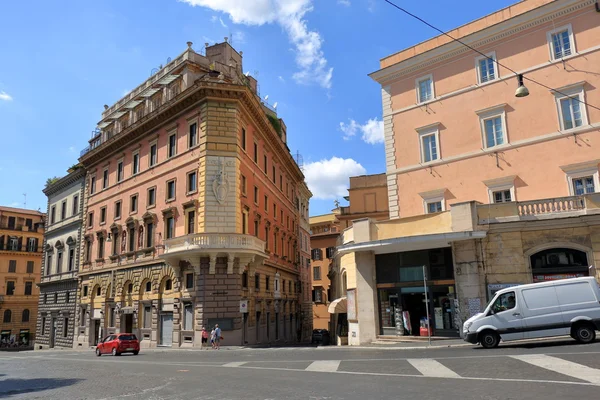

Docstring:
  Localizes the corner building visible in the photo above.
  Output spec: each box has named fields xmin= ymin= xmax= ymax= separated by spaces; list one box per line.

xmin=76 ymin=41 xmax=310 ymax=348
xmin=338 ymin=0 xmax=600 ymax=345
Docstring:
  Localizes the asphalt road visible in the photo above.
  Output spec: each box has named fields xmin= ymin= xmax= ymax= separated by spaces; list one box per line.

xmin=1 ymin=339 xmax=600 ymax=399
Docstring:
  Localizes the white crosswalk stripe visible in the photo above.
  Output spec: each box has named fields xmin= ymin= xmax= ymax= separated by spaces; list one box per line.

xmin=305 ymin=360 xmax=341 ymax=372
xmin=510 ymin=354 xmax=600 ymax=384
xmin=223 ymin=362 xmax=247 ymax=367
xmin=407 ymin=358 xmax=461 ymax=378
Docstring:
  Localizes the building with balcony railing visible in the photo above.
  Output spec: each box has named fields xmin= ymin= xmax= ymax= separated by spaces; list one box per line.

xmin=74 ymin=40 xmax=310 ymax=349
xmin=0 ymin=206 xmax=45 ymax=349
xmin=35 ymin=166 xmax=86 ymax=350
xmin=337 ymin=0 xmax=600 ymax=345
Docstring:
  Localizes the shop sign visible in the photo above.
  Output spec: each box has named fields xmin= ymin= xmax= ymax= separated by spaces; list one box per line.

xmin=533 ymin=273 xmax=585 ymax=283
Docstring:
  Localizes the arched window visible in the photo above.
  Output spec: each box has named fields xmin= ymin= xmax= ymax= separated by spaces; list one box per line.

xmin=145 ymin=281 xmax=152 ymax=292
xmin=22 ymin=309 xmax=30 ymax=322
xmin=165 ymin=279 xmax=172 ymax=291
xmin=127 ymin=283 xmax=133 ymax=294
xmin=3 ymin=310 xmax=11 ymax=323
xmin=530 ymin=247 xmax=589 ymax=282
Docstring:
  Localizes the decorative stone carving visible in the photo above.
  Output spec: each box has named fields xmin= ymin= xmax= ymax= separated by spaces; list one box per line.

xmin=212 ymin=158 xmax=230 ymax=204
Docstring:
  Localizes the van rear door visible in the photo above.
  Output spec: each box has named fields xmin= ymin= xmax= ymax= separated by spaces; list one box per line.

xmin=521 ymin=285 xmax=566 ymax=339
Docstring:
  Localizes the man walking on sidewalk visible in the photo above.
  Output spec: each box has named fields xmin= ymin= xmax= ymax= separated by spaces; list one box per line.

xmin=214 ymin=324 xmax=222 ymax=350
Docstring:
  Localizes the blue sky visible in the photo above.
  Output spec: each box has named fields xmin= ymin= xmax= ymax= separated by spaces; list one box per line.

xmin=0 ymin=0 xmax=515 ymax=216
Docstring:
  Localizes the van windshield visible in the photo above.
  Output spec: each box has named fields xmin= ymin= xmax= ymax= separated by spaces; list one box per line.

xmin=489 ymin=291 xmax=516 ymax=313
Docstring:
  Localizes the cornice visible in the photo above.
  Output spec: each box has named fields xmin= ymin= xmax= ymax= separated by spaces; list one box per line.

xmin=43 ymin=169 xmax=86 ymax=196
xmin=370 ymin=0 xmax=594 ymax=85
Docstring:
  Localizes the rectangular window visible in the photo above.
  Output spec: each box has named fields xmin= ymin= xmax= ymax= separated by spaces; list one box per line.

xmin=254 ymin=186 xmax=259 ymax=204
xmin=263 ymin=155 xmax=268 ymax=172
xmin=189 ymin=123 xmax=198 ymax=148
xmin=129 ymin=227 xmax=135 ymax=252
xmin=88 ymin=212 xmax=93 ymax=228
xmin=143 ymin=306 xmax=152 ymax=329
xmin=253 ymin=142 xmax=258 ymax=163
xmin=416 ymin=75 xmax=434 ymax=103
xmin=8 ymin=260 xmax=16 ymax=273
xmin=184 ymin=304 xmax=193 ymax=330
xmin=264 ymin=195 xmax=268 ymax=212
xmin=130 ymin=195 xmax=138 ymax=213
xmin=255 ymin=274 xmax=260 ymax=290
xmin=187 ymin=171 xmax=197 ymax=193
xmin=167 ymin=180 xmax=176 ymax=201
xmin=186 ymin=273 xmax=194 ymax=289
xmin=100 ymin=207 xmax=106 ymax=224
xmin=72 ymin=195 xmax=79 ymax=215
xmin=242 ymin=211 xmax=248 ymax=234
xmin=102 ymin=169 xmax=109 ymax=189
xmin=68 ymin=248 xmax=75 ymax=271
xmin=273 ymin=204 xmax=277 ymax=218
xmin=83 ymin=286 xmax=88 ymax=297
xmin=241 ymin=175 xmax=247 ymax=196
xmin=272 ymin=165 xmax=276 ymax=183
xmin=166 ymin=216 xmax=175 ymax=239
xmin=149 ymin=143 xmax=157 ymax=166
xmin=483 ymin=116 xmax=505 ymax=148
xmin=549 ymin=27 xmax=573 ymax=60
xmin=559 ymin=96 xmax=583 ymax=130
xmin=63 ymin=318 xmax=69 ymax=337
xmin=25 ymin=281 xmax=32 ymax=296
xmin=117 ymin=161 xmax=124 ymax=182
xmin=147 ymin=187 xmax=156 ymax=207
xmin=279 ymin=175 xmax=283 ymax=191
xmin=132 ymin=152 xmax=140 ymax=175
xmin=187 ymin=210 xmax=195 ymax=234
xmin=61 ymin=201 xmax=67 ymax=220
xmin=168 ymin=133 xmax=177 ymax=158
xmin=6 ymin=281 xmax=15 ymax=296
xmin=242 ymin=272 xmax=248 ymax=288
xmin=46 ymin=254 xmax=52 ymax=275
xmin=241 ymin=128 xmax=246 ymax=151
xmin=145 ymin=221 xmax=153 ymax=248
xmin=313 ymin=288 xmax=322 ymax=303
xmin=476 ymin=53 xmax=497 ymax=83
xmin=51 ymin=206 xmax=56 ymax=224
xmin=427 ymin=201 xmax=443 ymax=214
xmin=493 ymin=190 xmax=512 ymax=203
xmin=254 ymin=219 xmax=259 ymax=237
xmin=573 ymin=176 xmax=595 ymax=196
xmin=90 ymin=176 xmax=96 ymax=195
xmin=266 ymin=276 xmax=270 ymax=291
xmin=313 ymin=266 xmax=321 ymax=280
xmin=97 ymin=237 xmax=104 ymax=259
xmin=114 ymin=201 xmax=122 ymax=219
xmin=27 ymin=261 xmax=34 ymax=274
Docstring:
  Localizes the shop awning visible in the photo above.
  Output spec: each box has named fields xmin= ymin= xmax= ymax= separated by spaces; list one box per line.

xmin=328 ymin=297 xmax=347 ymax=314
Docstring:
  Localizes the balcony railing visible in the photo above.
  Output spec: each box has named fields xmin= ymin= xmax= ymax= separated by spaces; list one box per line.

xmin=164 ymin=233 xmax=265 ymax=254
xmin=518 ymin=196 xmax=585 ymax=216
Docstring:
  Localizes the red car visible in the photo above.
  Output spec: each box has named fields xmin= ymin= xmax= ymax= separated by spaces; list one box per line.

xmin=96 ymin=333 xmax=140 ymax=356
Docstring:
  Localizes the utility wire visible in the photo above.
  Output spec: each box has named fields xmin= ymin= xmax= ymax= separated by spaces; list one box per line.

xmin=383 ymin=0 xmax=600 ymax=113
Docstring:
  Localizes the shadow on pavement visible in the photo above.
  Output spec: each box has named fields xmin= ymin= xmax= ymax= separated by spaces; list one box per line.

xmin=0 ymin=378 xmax=81 ymax=398
xmin=474 ymin=338 xmax=599 ymax=350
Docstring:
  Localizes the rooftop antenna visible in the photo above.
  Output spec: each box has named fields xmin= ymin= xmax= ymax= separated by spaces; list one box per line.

xmin=273 ymin=102 xmax=278 ymax=109
xmin=264 ymin=95 xmax=269 ymax=101
xmin=294 ymin=151 xmax=304 ymax=171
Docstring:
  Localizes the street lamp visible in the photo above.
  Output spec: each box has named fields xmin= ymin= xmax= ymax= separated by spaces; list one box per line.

xmin=515 ymin=74 xmax=530 ymax=98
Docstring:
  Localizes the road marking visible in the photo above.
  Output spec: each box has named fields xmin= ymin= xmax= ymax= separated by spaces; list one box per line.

xmin=510 ymin=354 xmax=600 ymax=384
xmin=223 ymin=362 xmax=247 ymax=367
xmin=407 ymin=359 xmax=460 ymax=378
xmin=305 ymin=360 xmax=341 ymax=372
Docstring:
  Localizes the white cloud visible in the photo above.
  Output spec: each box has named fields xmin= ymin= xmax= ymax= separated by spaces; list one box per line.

xmin=337 ymin=0 xmax=351 ymax=6
xmin=278 ymin=75 xmax=285 ymax=83
xmin=339 ymin=118 xmax=384 ymax=144
xmin=219 ymin=16 xmax=228 ymax=28
xmin=232 ymin=30 xmax=245 ymax=44
xmin=0 ymin=91 xmax=13 ymax=101
xmin=68 ymin=146 xmax=77 ymax=153
xmin=211 ymin=15 xmax=218 ymax=22
xmin=304 ymin=157 xmax=366 ymax=200
xmin=179 ymin=0 xmax=333 ymax=89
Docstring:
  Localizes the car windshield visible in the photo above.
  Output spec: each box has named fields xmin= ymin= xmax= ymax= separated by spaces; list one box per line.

xmin=119 ymin=335 xmax=137 ymax=341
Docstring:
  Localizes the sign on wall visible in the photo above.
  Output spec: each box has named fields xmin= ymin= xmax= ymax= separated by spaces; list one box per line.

xmin=347 ymin=289 xmax=356 ymax=321
xmin=240 ymin=300 xmax=248 ymax=313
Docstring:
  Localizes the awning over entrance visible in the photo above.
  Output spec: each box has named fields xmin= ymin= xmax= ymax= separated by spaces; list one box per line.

xmin=328 ymin=297 xmax=347 ymax=314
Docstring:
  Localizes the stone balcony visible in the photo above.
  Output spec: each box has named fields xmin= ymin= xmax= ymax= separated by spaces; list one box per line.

xmin=163 ymin=233 xmax=266 ymax=274
xmin=477 ymin=193 xmax=600 ymax=224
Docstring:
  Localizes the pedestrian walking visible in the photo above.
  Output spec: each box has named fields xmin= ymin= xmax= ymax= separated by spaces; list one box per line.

xmin=214 ymin=324 xmax=222 ymax=350
xmin=210 ymin=327 xmax=216 ymax=349
xmin=201 ymin=326 xmax=209 ymax=349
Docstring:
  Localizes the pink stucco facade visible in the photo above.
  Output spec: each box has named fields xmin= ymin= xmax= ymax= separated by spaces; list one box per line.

xmin=372 ymin=0 xmax=600 ymax=218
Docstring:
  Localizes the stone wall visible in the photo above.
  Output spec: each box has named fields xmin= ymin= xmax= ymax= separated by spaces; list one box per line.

xmin=36 ymin=280 xmax=78 ymax=349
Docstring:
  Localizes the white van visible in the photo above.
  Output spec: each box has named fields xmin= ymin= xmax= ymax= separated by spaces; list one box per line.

xmin=463 ymin=277 xmax=600 ymax=348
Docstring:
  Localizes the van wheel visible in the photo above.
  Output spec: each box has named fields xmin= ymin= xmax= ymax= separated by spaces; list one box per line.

xmin=480 ymin=331 xmax=500 ymax=349
xmin=573 ymin=323 xmax=596 ymax=344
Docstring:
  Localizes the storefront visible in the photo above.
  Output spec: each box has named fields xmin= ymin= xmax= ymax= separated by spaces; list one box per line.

xmin=376 ymin=247 xmax=459 ymax=337
xmin=530 ymin=248 xmax=590 ymax=282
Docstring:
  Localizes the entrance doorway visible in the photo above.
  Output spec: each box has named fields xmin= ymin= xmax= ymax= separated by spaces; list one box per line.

xmin=402 ymin=293 xmax=426 ymax=336
xmin=49 ymin=318 xmax=56 ymax=348
xmin=242 ymin=313 xmax=248 ymax=345
xmin=255 ymin=311 xmax=261 ymax=343
xmin=91 ymin=319 xmax=101 ymax=346
xmin=160 ymin=314 xmax=173 ymax=346
xmin=122 ymin=314 xmax=133 ymax=333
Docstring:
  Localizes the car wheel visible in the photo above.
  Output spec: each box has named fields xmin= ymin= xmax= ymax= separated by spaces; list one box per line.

xmin=573 ymin=323 xmax=596 ymax=344
xmin=133 ymin=351 xmax=139 ymax=355
xmin=112 ymin=347 xmax=120 ymax=356
xmin=95 ymin=348 xmax=101 ymax=357
xmin=480 ymin=331 xmax=500 ymax=349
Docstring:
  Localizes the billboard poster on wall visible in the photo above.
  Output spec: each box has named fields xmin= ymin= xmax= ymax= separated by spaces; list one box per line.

xmin=347 ymin=289 xmax=356 ymax=321
xmin=487 ymin=283 xmax=520 ymax=302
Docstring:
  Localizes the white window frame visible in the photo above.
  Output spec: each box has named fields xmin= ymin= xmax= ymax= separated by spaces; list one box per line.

xmin=476 ymin=104 xmax=508 ymax=149
xmin=417 ymin=124 xmax=440 ymax=164
xmin=419 ymin=188 xmax=446 ymax=214
xmin=561 ymin=160 xmax=600 ymax=197
xmin=475 ymin=51 xmax=498 ymax=84
xmin=483 ymin=176 xmax=516 ymax=204
xmin=552 ymin=82 xmax=588 ymax=131
xmin=415 ymin=74 xmax=435 ymax=104
xmin=546 ymin=24 xmax=575 ymax=61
